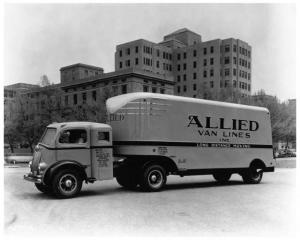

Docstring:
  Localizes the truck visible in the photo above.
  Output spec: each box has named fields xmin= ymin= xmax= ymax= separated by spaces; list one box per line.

xmin=24 ymin=92 xmax=275 ymax=198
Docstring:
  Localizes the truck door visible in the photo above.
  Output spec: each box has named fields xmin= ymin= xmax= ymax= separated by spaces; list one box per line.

xmin=56 ymin=128 xmax=90 ymax=167
xmin=91 ymin=129 xmax=113 ymax=180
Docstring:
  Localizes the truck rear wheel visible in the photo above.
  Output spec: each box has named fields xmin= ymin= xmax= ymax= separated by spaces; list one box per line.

xmin=116 ymin=171 xmax=138 ymax=190
xmin=52 ymin=169 xmax=83 ymax=198
xmin=35 ymin=183 xmax=52 ymax=194
xmin=140 ymin=164 xmax=166 ymax=192
xmin=241 ymin=166 xmax=263 ymax=184
xmin=213 ymin=172 xmax=232 ymax=183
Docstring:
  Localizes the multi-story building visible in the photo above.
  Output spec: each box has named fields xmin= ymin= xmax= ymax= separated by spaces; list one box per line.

xmin=4 ymin=83 xmax=39 ymax=127
xmin=115 ymin=28 xmax=252 ymax=98
xmin=4 ymin=63 xmax=174 ymax=127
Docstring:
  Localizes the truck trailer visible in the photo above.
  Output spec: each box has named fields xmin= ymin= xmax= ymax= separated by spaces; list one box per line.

xmin=24 ymin=92 xmax=275 ymax=198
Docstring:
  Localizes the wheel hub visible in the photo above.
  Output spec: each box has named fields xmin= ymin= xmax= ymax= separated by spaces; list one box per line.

xmin=65 ymin=179 xmax=73 ymax=188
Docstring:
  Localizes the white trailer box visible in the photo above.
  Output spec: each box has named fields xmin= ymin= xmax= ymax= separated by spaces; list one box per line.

xmin=107 ymin=92 xmax=275 ymax=176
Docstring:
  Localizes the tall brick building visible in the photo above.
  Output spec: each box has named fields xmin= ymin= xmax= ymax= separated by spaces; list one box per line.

xmin=115 ymin=28 xmax=252 ymax=98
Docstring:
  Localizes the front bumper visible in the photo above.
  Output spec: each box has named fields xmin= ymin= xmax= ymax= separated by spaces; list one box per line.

xmin=24 ymin=173 xmax=42 ymax=184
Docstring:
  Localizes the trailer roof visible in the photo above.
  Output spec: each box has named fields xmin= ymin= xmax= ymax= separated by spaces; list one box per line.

xmin=47 ymin=121 xmax=111 ymax=129
xmin=106 ymin=92 xmax=269 ymax=114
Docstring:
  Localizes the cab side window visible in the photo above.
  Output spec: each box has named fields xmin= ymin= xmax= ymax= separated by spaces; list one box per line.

xmin=98 ymin=132 xmax=110 ymax=142
xmin=59 ymin=129 xmax=87 ymax=144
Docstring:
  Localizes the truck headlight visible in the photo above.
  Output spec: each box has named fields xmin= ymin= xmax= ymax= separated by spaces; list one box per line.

xmin=38 ymin=162 xmax=47 ymax=174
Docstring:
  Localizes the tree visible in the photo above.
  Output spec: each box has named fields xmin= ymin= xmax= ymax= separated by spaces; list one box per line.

xmin=39 ymin=75 xmax=51 ymax=87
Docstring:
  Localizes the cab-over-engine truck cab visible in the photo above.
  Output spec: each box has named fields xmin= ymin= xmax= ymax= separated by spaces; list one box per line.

xmin=24 ymin=122 xmax=114 ymax=198
xmin=25 ymin=92 xmax=275 ymax=198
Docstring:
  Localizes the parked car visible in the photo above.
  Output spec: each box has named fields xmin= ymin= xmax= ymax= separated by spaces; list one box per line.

xmin=276 ymin=149 xmax=296 ymax=158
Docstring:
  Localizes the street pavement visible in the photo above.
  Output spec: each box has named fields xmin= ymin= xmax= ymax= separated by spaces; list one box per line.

xmin=4 ymin=166 xmax=298 ymax=238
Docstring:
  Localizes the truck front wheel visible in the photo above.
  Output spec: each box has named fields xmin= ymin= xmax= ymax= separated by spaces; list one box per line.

xmin=213 ymin=172 xmax=232 ymax=183
xmin=35 ymin=183 xmax=52 ymax=194
xmin=140 ymin=164 xmax=166 ymax=192
xmin=52 ymin=169 xmax=83 ymax=198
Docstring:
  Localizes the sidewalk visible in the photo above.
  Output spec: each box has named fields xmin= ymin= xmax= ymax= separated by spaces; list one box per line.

xmin=4 ymin=155 xmax=33 ymax=164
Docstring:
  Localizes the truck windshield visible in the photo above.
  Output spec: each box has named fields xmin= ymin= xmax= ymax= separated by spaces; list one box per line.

xmin=40 ymin=128 xmax=57 ymax=146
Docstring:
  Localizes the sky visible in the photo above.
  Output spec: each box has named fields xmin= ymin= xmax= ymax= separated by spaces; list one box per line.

xmin=4 ymin=3 xmax=297 ymax=101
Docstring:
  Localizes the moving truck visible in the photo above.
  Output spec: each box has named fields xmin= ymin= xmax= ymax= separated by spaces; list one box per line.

xmin=24 ymin=93 xmax=275 ymax=198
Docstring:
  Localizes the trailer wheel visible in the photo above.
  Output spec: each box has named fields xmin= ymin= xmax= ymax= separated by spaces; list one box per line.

xmin=52 ymin=169 xmax=83 ymax=198
xmin=116 ymin=170 xmax=138 ymax=190
xmin=241 ymin=165 xmax=263 ymax=184
xmin=35 ymin=183 xmax=52 ymax=194
xmin=213 ymin=172 xmax=232 ymax=183
xmin=140 ymin=164 xmax=166 ymax=192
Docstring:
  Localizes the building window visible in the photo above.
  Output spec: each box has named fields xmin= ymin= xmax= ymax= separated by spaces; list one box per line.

xmin=193 ymin=50 xmax=197 ymax=57
xmin=177 ymin=86 xmax=181 ymax=93
xmin=225 ymin=68 xmax=230 ymax=76
xmin=183 ymin=63 xmax=186 ymax=70
xmin=225 ymin=45 xmax=230 ymax=52
xmin=177 ymin=53 xmax=181 ymax=60
xmin=210 ymin=46 xmax=214 ymax=54
xmin=193 ymin=72 xmax=197 ymax=79
xmin=248 ymin=84 xmax=251 ymax=91
xmin=143 ymin=85 xmax=149 ymax=92
xmin=126 ymin=60 xmax=130 ymax=67
xmin=210 ymin=58 xmax=214 ymax=65
xmin=210 ymin=69 xmax=214 ymax=77
xmin=233 ymin=68 xmax=237 ymax=76
xmin=122 ymin=85 xmax=127 ymax=94
xmin=177 ymin=75 xmax=181 ymax=82
xmin=203 ymin=70 xmax=207 ymax=78
xmin=193 ymin=61 xmax=197 ymax=68
xmin=248 ymin=62 xmax=251 ymax=69
xmin=119 ymin=50 xmax=122 ymax=57
xmin=183 ymin=74 xmax=187 ymax=81
xmin=203 ymin=59 xmax=207 ymax=66
xmin=135 ymin=58 xmax=139 ymax=65
xmin=233 ymin=80 xmax=237 ymax=88
xmin=157 ymin=49 xmax=160 ymax=57
xmin=210 ymin=81 xmax=214 ymax=88
xmin=160 ymin=89 xmax=165 ymax=94
xmin=152 ymin=87 xmax=157 ymax=93
xmin=193 ymin=84 xmax=197 ymax=91
xmin=92 ymin=91 xmax=97 ymax=101
xmin=225 ymin=80 xmax=229 ymax=88
xmin=156 ymin=61 xmax=160 ymax=68
xmin=183 ymin=85 xmax=187 ymax=92
xmin=224 ymin=57 xmax=230 ymax=64
xmin=233 ymin=45 xmax=237 ymax=52
xmin=177 ymin=64 xmax=181 ymax=71
xmin=203 ymin=47 xmax=207 ymax=55
xmin=248 ymin=73 xmax=251 ymax=80
xmin=127 ymin=48 xmax=130 ymax=55
xmin=233 ymin=57 xmax=237 ymax=65
xmin=64 ymin=96 xmax=68 ymax=106
xmin=82 ymin=92 xmax=87 ymax=104
xmin=73 ymin=94 xmax=77 ymax=105
xmin=135 ymin=46 xmax=138 ymax=53
xmin=183 ymin=52 xmax=187 ymax=59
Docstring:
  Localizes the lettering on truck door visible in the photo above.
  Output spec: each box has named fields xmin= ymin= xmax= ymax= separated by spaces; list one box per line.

xmin=91 ymin=130 xmax=113 ymax=180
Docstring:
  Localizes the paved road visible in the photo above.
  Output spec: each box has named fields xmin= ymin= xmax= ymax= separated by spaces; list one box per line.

xmin=4 ymin=166 xmax=298 ymax=238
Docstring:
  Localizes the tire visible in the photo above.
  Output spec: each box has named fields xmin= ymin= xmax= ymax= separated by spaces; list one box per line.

xmin=213 ymin=172 xmax=232 ymax=183
xmin=241 ymin=165 xmax=263 ymax=184
xmin=52 ymin=169 xmax=83 ymax=198
xmin=116 ymin=169 xmax=139 ymax=190
xmin=35 ymin=183 xmax=52 ymax=194
xmin=140 ymin=164 xmax=166 ymax=192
